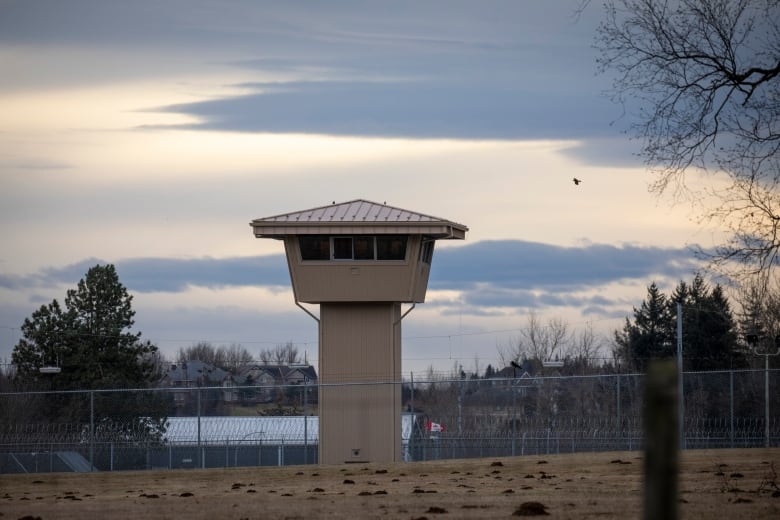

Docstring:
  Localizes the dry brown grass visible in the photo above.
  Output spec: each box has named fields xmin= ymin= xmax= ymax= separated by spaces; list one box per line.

xmin=1 ymin=448 xmax=779 ymax=519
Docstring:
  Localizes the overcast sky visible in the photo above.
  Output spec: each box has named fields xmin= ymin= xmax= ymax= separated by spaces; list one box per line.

xmin=0 ymin=1 xmax=721 ymax=375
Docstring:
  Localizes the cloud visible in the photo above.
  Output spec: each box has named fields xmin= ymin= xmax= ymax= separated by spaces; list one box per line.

xmin=0 ymin=239 xmax=703 ymax=366
xmin=0 ymin=159 xmax=72 ymax=171
xmin=114 ymin=256 xmax=290 ymax=292
xmin=558 ymin=137 xmax=645 ymax=168
xmin=0 ymin=256 xmax=290 ymax=293
xmin=0 ymin=1 xmax=632 ymax=166
xmin=152 ymin=77 xmax=617 ymax=142
xmin=430 ymin=240 xmax=701 ymax=291
xmin=0 ymin=240 xmax=701 ymax=308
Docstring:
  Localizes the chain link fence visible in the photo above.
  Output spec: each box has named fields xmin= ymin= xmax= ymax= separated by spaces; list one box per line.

xmin=1 ymin=369 xmax=777 ymax=473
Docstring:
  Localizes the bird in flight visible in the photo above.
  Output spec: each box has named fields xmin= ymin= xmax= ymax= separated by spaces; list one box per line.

xmin=572 ymin=178 xmax=582 ymax=185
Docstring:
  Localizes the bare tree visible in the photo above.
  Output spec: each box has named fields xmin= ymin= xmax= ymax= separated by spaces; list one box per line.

xmin=569 ymin=322 xmax=603 ymax=371
xmin=178 ymin=341 xmax=222 ymax=366
xmin=500 ymin=313 xmax=572 ymax=366
xmin=258 ymin=348 xmax=273 ymax=365
xmin=177 ymin=342 xmax=252 ymax=372
xmin=0 ymin=358 xmax=14 ymax=392
xmin=735 ymin=276 xmax=780 ymax=340
xmin=258 ymin=341 xmax=301 ymax=365
xmin=222 ymin=343 xmax=254 ymax=372
xmin=596 ymin=0 xmax=780 ymax=285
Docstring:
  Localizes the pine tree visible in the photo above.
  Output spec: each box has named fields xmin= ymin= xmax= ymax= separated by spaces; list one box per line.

xmin=614 ymin=282 xmax=674 ymax=372
xmin=11 ymin=264 xmax=167 ymax=443
xmin=672 ymin=274 xmax=742 ymax=371
xmin=13 ymin=264 xmax=157 ymax=390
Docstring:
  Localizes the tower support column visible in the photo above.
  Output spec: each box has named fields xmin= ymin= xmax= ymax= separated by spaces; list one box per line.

xmin=318 ymin=302 xmax=401 ymax=464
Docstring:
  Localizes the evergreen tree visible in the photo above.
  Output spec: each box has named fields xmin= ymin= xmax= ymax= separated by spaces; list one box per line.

xmin=13 ymin=264 xmax=157 ymax=390
xmin=614 ymin=282 xmax=674 ymax=371
xmin=616 ymin=276 xmax=745 ymax=373
xmin=672 ymin=275 xmax=742 ymax=371
xmin=11 ymin=264 xmax=167 ymax=444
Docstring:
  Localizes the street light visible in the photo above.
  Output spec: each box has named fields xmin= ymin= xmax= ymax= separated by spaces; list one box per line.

xmin=745 ymin=333 xmax=780 ymax=448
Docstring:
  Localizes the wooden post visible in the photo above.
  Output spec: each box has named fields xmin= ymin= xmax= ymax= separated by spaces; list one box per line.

xmin=643 ymin=360 xmax=679 ymax=520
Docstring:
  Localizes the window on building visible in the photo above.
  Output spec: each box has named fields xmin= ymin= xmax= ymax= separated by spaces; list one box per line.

xmin=299 ymin=235 xmax=408 ymax=261
xmin=332 ymin=237 xmax=353 ymax=259
xmin=299 ymin=236 xmax=330 ymax=260
xmin=376 ymin=236 xmax=407 ymax=260
xmin=353 ymin=236 xmax=375 ymax=260
xmin=420 ymin=240 xmax=435 ymax=264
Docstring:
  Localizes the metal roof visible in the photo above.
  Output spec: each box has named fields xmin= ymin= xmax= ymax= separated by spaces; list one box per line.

xmin=163 ymin=415 xmax=417 ymax=445
xmin=164 ymin=416 xmax=318 ymax=445
xmin=251 ymin=199 xmax=468 ymax=239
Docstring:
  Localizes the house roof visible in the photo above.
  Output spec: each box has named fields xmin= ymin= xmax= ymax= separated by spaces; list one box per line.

xmin=163 ymin=360 xmax=230 ymax=383
xmin=250 ymin=199 xmax=468 ymax=239
xmin=239 ymin=364 xmax=318 ymax=384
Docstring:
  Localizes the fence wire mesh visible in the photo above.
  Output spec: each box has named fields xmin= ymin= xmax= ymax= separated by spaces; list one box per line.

xmin=1 ymin=369 xmax=777 ymax=473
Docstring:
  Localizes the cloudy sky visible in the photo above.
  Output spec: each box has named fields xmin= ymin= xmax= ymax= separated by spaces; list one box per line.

xmin=0 ymin=1 xmax=719 ymax=375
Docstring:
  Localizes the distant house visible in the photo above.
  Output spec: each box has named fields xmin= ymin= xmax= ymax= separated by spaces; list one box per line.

xmin=283 ymin=364 xmax=318 ymax=386
xmin=238 ymin=364 xmax=318 ymax=403
xmin=159 ymin=360 xmax=238 ymax=407
xmin=492 ymin=359 xmax=536 ymax=384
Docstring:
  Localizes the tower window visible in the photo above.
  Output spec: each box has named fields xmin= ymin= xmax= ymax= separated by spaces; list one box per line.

xmin=376 ymin=236 xmax=407 ymax=260
xmin=332 ymin=237 xmax=353 ymax=259
xmin=420 ymin=240 xmax=434 ymax=264
xmin=299 ymin=236 xmax=330 ymax=260
xmin=299 ymin=235 xmax=408 ymax=261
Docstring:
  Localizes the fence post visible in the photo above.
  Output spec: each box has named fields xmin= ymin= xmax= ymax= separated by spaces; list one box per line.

xmin=616 ymin=373 xmax=621 ymax=450
xmin=410 ymin=372 xmax=415 ymax=461
xmin=303 ymin=380 xmax=308 ymax=465
xmin=521 ymin=431 xmax=526 ymax=456
xmin=677 ymin=302 xmax=685 ymax=450
xmin=196 ymin=388 xmax=202 ymax=469
xmin=643 ymin=360 xmax=679 ymax=520
xmin=729 ymin=370 xmax=734 ymax=448
xmin=512 ymin=378 xmax=517 ymax=457
xmin=89 ymin=390 xmax=95 ymax=471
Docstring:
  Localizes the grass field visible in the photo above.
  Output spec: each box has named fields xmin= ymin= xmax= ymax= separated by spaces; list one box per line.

xmin=2 ymin=448 xmax=779 ymax=519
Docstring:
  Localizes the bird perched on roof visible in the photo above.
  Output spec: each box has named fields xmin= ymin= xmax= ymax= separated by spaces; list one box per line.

xmin=572 ymin=178 xmax=582 ymax=185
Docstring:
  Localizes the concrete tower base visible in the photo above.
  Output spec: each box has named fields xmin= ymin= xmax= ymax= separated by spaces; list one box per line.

xmin=318 ymin=302 xmax=402 ymax=464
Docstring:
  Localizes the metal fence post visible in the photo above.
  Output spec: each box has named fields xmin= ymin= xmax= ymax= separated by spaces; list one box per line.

xmin=677 ymin=302 xmax=684 ymax=451
xmin=89 ymin=390 xmax=94 ymax=471
xmin=197 ymin=388 xmax=202 ymax=469
xmin=729 ymin=370 xmax=734 ymax=448
xmin=303 ymin=379 xmax=308 ymax=465
xmin=410 ymin=372 xmax=415 ymax=461
xmin=616 ymin=373 xmax=621 ymax=450
xmin=512 ymin=381 xmax=516 ymax=456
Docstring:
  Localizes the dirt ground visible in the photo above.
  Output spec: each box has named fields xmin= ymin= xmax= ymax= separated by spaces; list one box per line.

xmin=1 ymin=448 xmax=779 ymax=519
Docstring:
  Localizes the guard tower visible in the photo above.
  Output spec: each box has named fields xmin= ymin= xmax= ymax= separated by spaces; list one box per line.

xmin=251 ymin=199 xmax=467 ymax=464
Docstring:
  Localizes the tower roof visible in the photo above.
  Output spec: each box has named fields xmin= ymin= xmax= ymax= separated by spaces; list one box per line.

xmin=251 ymin=199 xmax=467 ymax=239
